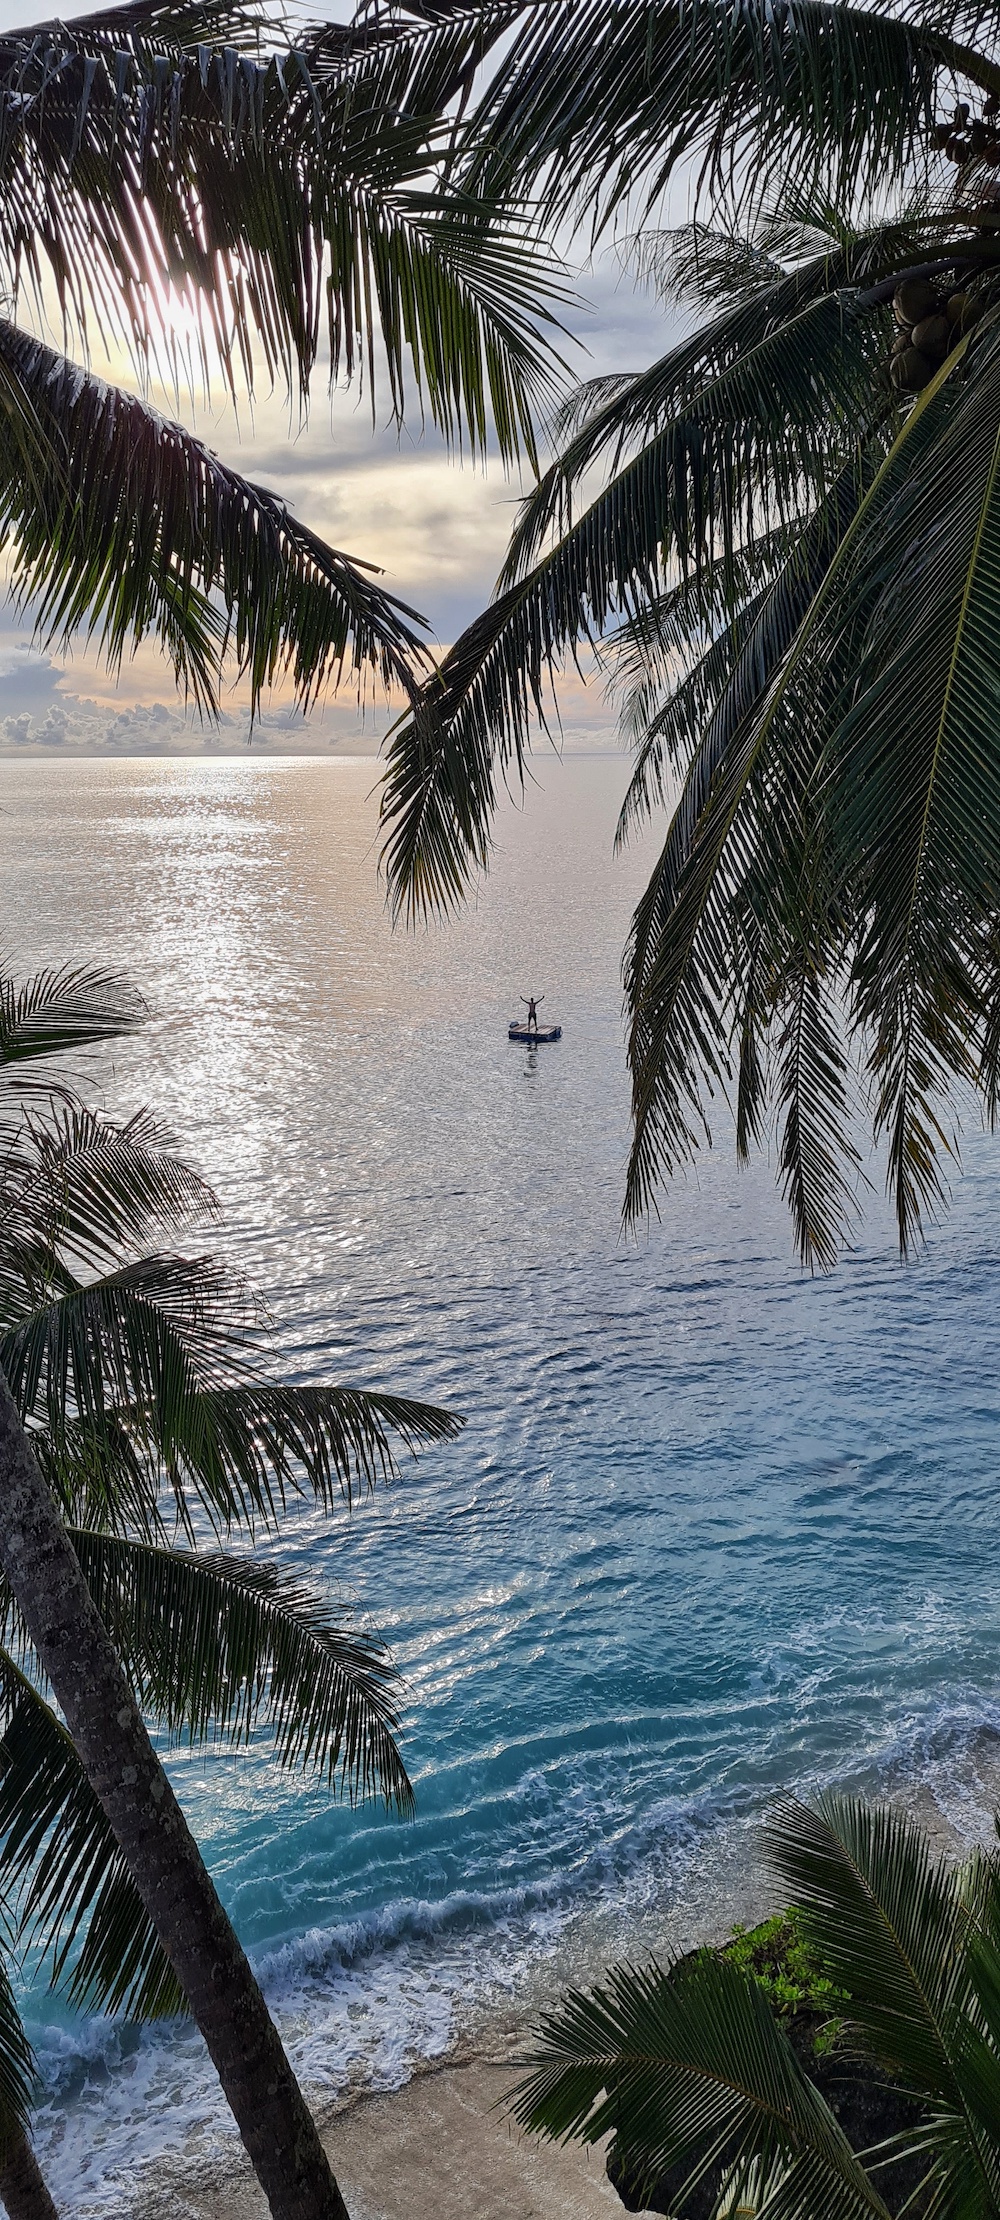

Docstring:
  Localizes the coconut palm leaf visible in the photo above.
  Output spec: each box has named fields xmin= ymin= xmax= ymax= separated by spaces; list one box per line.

xmin=624 ymin=309 xmax=1000 ymax=1259
xmin=767 ymin=1798 xmax=970 ymax=2100
xmin=49 ymin=1360 xmax=460 ymax=1533
xmin=153 ymin=1380 xmax=464 ymax=1516
xmin=810 ymin=321 xmax=1000 ymax=1251
xmin=510 ymin=1794 xmax=1000 ymax=2217
xmin=619 ymin=456 xmax=870 ymax=1163
xmin=648 ymin=207 xmax=952 ymax=315
xmin=66 ymin=1533 xmax=413 ymax=1803
xmin=33 ymin=1379 xmax=463 ymax=1535
xmin=0 ymin=1646 xmax=185 ymax=2020
xmin=1 ymin=1105 xmax=216 ymax=1293
xmin=381 ymin=193 xmax=1000 ymax=932
xmin=510 ymin=1949 xmax=889 ymax=2219
xmin=0 ymin=1654 xmax=180 ymax=2020
xmin=612 ymin=561 xmax=794 ymax=848
xmin=622 ymin=340 xmax=972 ymax=1252
xmin=500 ymin=253 xmax=882 ymax=580
xmin=451 ymin=0 xmax=983 ymax=230
xmin=0 ymin=323 xmax=430 ymax=715
xmin=0 ymin=964 xmax=144 ymax=1074
xmin=381 ymin=286 xmax=884 ymax=919
xmin=0 ymin=1546 xmax=412 ymax=2023
xmin=0 ymin=1 xmax=566 ymax=450
xmin=0 ymin=1989 xmax=34 ymax=2161
xmin=606 ymin=530 xmax=804 ymax=843
xmin=2 ymin=1249 xmax=463 ymax=1530
xmin=1 ymin=1254 xmax=251 ymax=1444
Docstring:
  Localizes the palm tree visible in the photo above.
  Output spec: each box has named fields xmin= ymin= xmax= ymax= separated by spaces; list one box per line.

xmin=0 ymin=0 xmax=565 ymax=722
xmin=0 ymin=1538 xmax=416 ymax=2220
xmin=0 ymin=962 xmax=463 ymax=2219
xmin=0 ymin=4 xmax=559 ymax=2198
xmin=512 ymin=1792 xmax=1000 ymax=2219
xmin=377 ymin=0 xmax=1000 ymax=1267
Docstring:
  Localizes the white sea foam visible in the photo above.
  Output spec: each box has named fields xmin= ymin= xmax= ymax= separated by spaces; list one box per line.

xmin=28 ymin=1701 xmax=1000 ymax=2220
xmin=25 ymin=1783 xmax=729 ymax=2217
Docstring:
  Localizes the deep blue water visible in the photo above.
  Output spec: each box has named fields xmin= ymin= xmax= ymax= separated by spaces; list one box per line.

xmin=4 ymin=753 xmax=1000 ymax=2213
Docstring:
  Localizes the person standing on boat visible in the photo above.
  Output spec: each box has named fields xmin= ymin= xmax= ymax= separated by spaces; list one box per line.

xmin=522 ymin=994 xmax=544 ymax=1033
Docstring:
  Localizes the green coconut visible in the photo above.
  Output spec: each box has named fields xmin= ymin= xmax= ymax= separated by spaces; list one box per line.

xmin=947 ymin=291 xmax=969 ymax=323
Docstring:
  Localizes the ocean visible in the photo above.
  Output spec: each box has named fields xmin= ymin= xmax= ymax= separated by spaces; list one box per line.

xmin=4 ymin=751 xmax=1000 ymax=2214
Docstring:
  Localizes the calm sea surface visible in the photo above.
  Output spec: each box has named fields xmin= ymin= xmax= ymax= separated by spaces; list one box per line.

xmin=4 ymin=753 xmax=1000 ymax=2213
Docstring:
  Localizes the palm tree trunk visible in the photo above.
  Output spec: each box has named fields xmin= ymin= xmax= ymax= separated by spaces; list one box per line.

xmin=0 ymin=2127 xmax=60 ymax=2220
xmin=0 ymin=1373 xmax=349 ymax=2220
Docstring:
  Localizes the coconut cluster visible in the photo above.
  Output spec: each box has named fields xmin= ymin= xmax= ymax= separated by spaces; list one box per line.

xmin=930 ymin=96 xmax=1000 ymax=166
xmin=889 ymin=278 xmax=980 ymax=393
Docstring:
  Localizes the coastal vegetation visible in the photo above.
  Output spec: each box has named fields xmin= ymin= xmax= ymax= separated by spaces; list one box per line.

xmin=0 ymin=962 xmax=463 ymax=2218
xmin=377 ymin=0 xmax=1000 ymax=1268
xmin=515 ymin=1794 xmax=999 ymax=2218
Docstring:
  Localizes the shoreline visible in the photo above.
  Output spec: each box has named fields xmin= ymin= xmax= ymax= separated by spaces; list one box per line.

xmin=55 ymin=1735 xmax=1000 ymax=2220
xmin=103 ymin=1818 xmax=782 ymax=2220
xmin=160 ymin=2042 xmax=626 ymax=2220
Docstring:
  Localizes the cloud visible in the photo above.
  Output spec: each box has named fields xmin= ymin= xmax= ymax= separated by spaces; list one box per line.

xmin=0 ymin=643 xmax=70 ymax=713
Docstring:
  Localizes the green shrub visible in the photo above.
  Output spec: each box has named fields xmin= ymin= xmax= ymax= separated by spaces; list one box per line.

xmin=723 ymin=1909 xmax=847 ymax=2021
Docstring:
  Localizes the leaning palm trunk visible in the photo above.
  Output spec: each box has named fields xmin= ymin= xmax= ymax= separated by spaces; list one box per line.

xmin=0 ymin=2126 xmax=60 ymax=2220
xmin=0 ymin=1371 xmax=348 ymax=2220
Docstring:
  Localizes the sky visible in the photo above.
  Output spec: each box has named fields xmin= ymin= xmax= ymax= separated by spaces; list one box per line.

xmin=0 ymin=4 xmax=686 ymax=758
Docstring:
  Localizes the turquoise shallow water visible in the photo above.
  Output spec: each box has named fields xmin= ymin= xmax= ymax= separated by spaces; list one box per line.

xmin=4 ymin=753 xmax=1000 ymax=2212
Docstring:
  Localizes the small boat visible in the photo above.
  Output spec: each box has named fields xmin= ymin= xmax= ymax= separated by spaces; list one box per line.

xmin=508 ymin=1020 xmax=562 ymax=1043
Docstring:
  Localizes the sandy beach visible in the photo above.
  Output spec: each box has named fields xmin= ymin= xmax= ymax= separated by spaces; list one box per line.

xmin=123 ymin=1757 xmax=1000 ymax=2220
xmin=147 ymin=2044 xmax=625 ymax=2220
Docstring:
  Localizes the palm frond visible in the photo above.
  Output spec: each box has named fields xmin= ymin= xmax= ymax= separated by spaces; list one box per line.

xmin=501 ymin=262 xmax=879 ymax=582
xmin=0 ymin=965 xmax=144 ymax=1072
xmin=511 ymin=1949 xmax=889 ymax=2220
xmin=139 ymin=1378 xmax=464 ymax=1531
xmin=630 ymin=222 xmax=787 ymax=310
xmin=621 ymin=456 xmax=869 ymax=1232
xmin=0 ymin=1104 xmax=216 ymax=1302
xmin=381 ymin=286 xmax=884 ymax=920
xmin=1 ymin=1254 xmax=251 ymax=1461
xmin=8 ymin=1274 xmax=464 ymax=1530
xmin=768 ymin=1797 xmax=968 ymax=2100
xmin=817 ymin=320 xmax=1000 ymax=1251
xmin=612 ymin=554 xmax=792 ymax=847
xmin=0 ymin=1649 xmax=184 ymax=2020
xmin=456 ymin=0 xmax=965 ymax=233
xmin=0 ymin=6 xmax=567 ymax=448
xmin=0 ymin=1532 xmax=413 ymax=2023
xmin=772 ymin=950 xmax=863 ymax=1272
xmin=641 ymin=208 xmax=955 ymax=315
xmin=0 ymin=323 xmax=429 ymax=715
xmin=622 ymin=340 xmax=970 ymax=1238
xmin=65 ymin=1532 xmax=414 ymax=1809
xmin=0 ymin=1973 xmax=34 ymax=2160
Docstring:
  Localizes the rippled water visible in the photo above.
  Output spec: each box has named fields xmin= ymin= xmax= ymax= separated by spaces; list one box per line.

xmin=5 ymin=754 xmax=1000 ymax=2213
